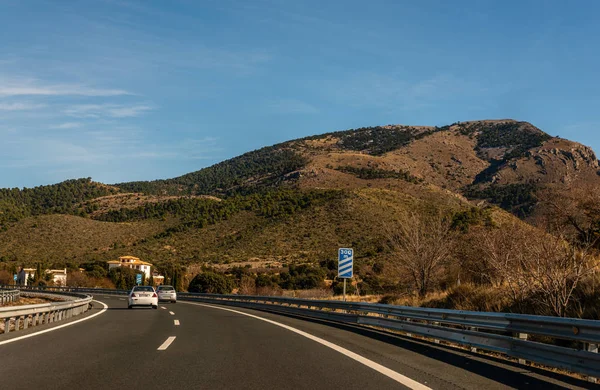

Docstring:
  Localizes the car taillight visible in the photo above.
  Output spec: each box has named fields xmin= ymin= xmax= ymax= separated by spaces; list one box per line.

xmin=131 ymin=293 xmax=137 ymax=298
xmin=152 ymin=293 xmax=157 ymax=297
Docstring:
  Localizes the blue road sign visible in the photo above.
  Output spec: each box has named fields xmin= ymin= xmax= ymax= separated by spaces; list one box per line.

xmin=136 ymin=273 xmax=142 ymax=285
xmin=338 ymin=248 xmax=353 ymax=278
xmin=13 ymin=274 xmax=17 ymax=281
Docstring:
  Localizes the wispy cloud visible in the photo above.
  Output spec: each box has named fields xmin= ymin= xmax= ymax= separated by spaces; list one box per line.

xmin=1 ymin=138 xmax=111 ymax=168
xmin=65 ymin=103 xmax=153 ymax=118
xmin=0 ymin=102 xmax=46 ymax=111
xmin=0 ymin=77 xmax=131 ymax=97
xmin=50 ymin=122 xmax=83 ymax=129
xmin=267 ymin=99 xmax=318 ymax=114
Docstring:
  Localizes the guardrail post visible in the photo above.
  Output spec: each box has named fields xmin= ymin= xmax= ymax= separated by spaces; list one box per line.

xmin=588 ymin=343 xmax=598 ymax=383
xmin=518 ymin=333 xmax=528 ymax=365
xmin=34 ymin=313 xmax=39 ymax=326
xmin=469 ymin=327 xmax=478 ymax=352
xmin=3 ymin=318 xmax=9 ymax=333
xmin=433 ymin=322 xmax=440 ymax=344
xmin=23 ymin=316 xmax=28 ymax=329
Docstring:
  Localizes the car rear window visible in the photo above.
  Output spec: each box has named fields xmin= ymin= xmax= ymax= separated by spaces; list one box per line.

xmin=133 ymin=286 xmax=154 ymax=292
xmin=159 ymin=286 xmax=174 ymax=291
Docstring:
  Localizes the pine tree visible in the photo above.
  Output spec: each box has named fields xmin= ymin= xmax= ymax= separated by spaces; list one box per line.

xmin=35 ymin=263 xmax=43 ymax=283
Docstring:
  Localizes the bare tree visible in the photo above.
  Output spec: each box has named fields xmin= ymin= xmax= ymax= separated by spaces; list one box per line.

xmin=536 ymin=185 xmax=600 ymax=246
xmin=523 ymin=232 xmax=596 ymax=317
xmin=480 ymin=223 xmax=531 ymax=305
xmin=481 ymin=222 xmax=598 ymax=317
xmin=386 ymin=211 xmax=455 ymax=298
xmin=238 ymin=275 xmax=256 ymax=295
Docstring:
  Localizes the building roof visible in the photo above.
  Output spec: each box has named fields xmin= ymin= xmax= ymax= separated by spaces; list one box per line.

xmin=46 ymin=269 xmax=67 ymax=275
xmin=119 ymin=256 xmax=140 ymax=260
xmin=108 ymin=259 xmax=153 ymax=266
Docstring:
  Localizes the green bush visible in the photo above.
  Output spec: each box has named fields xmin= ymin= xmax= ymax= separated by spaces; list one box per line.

xmin=188 ymin=272 xmax=234 ymax=294
xmin=464 ymin=184 xmax=537 ymax=216
xmin=335 ymin=166 xmax=422 ymax=184
xmin=109 ymin=267 xmax=142 ymax=290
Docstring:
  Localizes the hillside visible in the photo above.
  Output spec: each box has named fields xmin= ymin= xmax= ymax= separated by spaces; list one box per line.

xmin=1 ymin=119 xmax=599 ymax=309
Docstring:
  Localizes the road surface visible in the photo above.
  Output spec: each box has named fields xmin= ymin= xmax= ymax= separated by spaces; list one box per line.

xmin=0 ymin=296 xmax=595 ymax=389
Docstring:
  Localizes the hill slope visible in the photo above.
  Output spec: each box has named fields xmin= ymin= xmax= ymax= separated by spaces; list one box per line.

xmin=1 ymin=119 xmax=598 ymax=270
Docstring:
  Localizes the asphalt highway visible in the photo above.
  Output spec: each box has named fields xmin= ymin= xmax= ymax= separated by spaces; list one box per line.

xmin=0 ymin=296 xmax=596 ymax=390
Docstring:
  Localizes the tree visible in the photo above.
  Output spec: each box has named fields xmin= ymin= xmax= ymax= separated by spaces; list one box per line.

xmin=385 ymin=211 xmax=455 ymax=297
xmin=481 ymin=223 xmax=598 ymax=317
xmin=523 ymin=232 xmax=596 ymax=317
xmin=536 ymin=185 xmax=600 ymax=247
xmin=67 ymin=271 xmax=91 ymax=288
xmin=238 ymin=275 xmax=256 ymax=295
xmin=35 ymin=262 xmax=43 ymax=283
xmin=0 ymin=270 xmax=12 ymax=285
xmin=480 ymin=222 xmax=535 ymax=305
xmin=188 ymin=272 xmax=233 ymax=294
xmin=109 ymin=267 xmax=138 ymax=290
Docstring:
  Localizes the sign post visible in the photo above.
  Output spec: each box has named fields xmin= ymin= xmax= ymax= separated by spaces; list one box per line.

xmin=338 ymin=248 xmax=353 ymax=302
xmin=13 ymin=274 xmax=17 ymax=286
xmin=136 ymin=273 xmax=142 ymax=286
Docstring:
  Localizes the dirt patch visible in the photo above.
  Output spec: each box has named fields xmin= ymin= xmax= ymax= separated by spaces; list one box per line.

xmin=1 ymin=295 xmax=64 ymax=307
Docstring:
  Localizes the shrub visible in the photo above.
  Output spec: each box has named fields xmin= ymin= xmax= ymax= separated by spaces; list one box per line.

xmin=421 ymin=284 xmax=511 ymax=312
xmin=188 ymin=272 xmax=234 ymax=294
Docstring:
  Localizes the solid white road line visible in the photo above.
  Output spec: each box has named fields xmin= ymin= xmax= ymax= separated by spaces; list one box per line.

xmin=157 ymin=336 xmax=176 ymax=351
xmin=169 ymin=311 xmax=175 ymax=315
xmin=0 ymin=300 xmax=109 ymax=346
xmin=182 ymin=302 xmax=431 ymax=390
xmin=174 ymin=319 xmax=180 ymax=326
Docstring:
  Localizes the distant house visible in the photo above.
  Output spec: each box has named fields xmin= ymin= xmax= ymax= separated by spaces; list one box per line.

xmin=46 ymin=268 xmax=67 ymax=286
xmin=151 ymin=272 xmax=165 ymax=286
xmin=107 ymin=256 xmax=152 ymax=279
xmin=17 ymin=267 xmax=67 ymax=286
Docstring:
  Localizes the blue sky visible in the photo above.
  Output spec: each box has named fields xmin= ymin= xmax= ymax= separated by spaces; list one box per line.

xmin=1 ymin=0 xmax=599 ymax=188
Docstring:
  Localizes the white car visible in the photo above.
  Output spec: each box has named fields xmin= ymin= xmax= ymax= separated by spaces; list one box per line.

xmin=128 ymin=286 xmax=158 ymax=309
xmin=156 ymin=285 xmax=177 ymax=303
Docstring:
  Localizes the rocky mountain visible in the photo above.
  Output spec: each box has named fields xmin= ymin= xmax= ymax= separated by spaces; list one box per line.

xmin=1 ymin=119 xmax=598 ymax=268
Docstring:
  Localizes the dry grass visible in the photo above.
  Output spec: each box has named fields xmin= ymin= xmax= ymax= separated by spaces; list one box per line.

xmin=0 ymin=296 xmax=57 ymax=307
xmin=0 ymin=214 xmax=169 ymax=264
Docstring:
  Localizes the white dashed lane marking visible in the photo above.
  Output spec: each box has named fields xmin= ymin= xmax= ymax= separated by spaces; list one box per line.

xmin=174 ymin=319 xmax=180 ymax=326
xmin=169 ymin=311 xmax=175 ymax=315
xmin=157 ymin=336 xmax=176 ymax=351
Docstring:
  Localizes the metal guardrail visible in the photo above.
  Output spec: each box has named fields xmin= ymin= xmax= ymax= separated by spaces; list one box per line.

xmin=0 ymin=289 xmax=20 ymax=305
xmin=4 ymin=286 xmax=600 ymax=379
xmin=177 ymin=293 xmax=600 ymax=380
xmin=0 ymin=288 xmax=93 ymax=334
